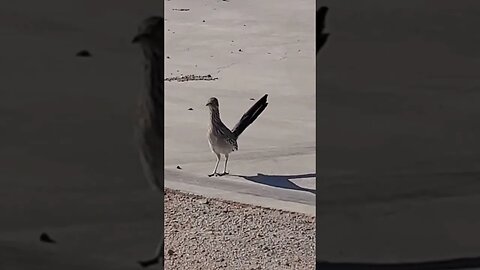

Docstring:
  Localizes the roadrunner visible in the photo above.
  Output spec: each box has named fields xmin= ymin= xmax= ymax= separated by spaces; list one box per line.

xmin=206 ymin=94 xmax=268 ymax=176
xmin=132 ymin=16 xmax=164 ymax=268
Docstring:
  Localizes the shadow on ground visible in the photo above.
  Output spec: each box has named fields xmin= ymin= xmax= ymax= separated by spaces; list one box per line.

xmin=233 ymin=173 xmax=316 ymax=194
xmin=317 ymin=256 xmax=480 ymax=270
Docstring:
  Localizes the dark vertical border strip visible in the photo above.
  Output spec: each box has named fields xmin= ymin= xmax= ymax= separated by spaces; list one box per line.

xmin=316 ymin=1 xmax=329 ymax=268
xmin=159 ymin=4 xmax=165 ymax=269
xmin=314 ymin=3 xmax=480 ymax=270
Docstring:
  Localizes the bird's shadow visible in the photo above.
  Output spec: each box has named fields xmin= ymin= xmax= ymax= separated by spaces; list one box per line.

xmin=232 ymin=173 xmax=316 ymax=194
xmin=316 ymin=256 xmax=480 ymax=269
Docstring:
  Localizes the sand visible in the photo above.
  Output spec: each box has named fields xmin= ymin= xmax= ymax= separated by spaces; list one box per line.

xmin=164 ymin=189 xmax=315 ymax=269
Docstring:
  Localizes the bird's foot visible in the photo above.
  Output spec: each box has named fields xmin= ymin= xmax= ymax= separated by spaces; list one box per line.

xmin=218 ymin=172 xmax=229 ymax=176
xmin=138 ymin=257 xmax=160 ymax=268
xmin=208 ymin=173 xmax=221 ymax=177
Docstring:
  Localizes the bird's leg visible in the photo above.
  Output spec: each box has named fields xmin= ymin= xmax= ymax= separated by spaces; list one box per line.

xmin=138 ymin=239 xmax=164 ymax=268
xmin=219 ymin=154 xmax=229 ymax=176
xmin=208 ymin=153 xmax=221 ymax=177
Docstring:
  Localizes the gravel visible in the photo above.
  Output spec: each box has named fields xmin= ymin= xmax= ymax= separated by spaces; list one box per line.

xmin=165 ymin=188 xmax=316 ymax=270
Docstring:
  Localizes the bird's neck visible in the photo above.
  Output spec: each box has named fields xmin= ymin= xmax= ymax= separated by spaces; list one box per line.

xmin=145 ymin=54 xmax=163 ymax=100
xmin=209 ymin=107 xmax=221 ymax=125
xmin=136 ymin=52 xmax=163 ymax=134
xmin=142 ymin=53 xmax=163 ymax=115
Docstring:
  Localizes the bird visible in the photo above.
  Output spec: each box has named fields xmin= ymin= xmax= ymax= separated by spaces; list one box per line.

xmin=206 ymin=94 xmax=268 ymax=177
xmin=132 ymin=16 xmax=164 ymax=191
xmin=317 ymin=6 xmax=330 ymax=53
xmin=132 ymin=16 xmax=164 ymax=268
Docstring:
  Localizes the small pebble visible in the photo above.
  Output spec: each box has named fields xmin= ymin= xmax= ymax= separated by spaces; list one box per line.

xmin=40 ymin=233 xmax=56 ymax=244
xmin=76 ymin=50 xmax=91 ymax=57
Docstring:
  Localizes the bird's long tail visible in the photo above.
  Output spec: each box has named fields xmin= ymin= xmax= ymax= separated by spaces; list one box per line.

xmin=232 ymin=94 xmax=268 ymax=138
xmin=317 ymin=6 xmax=330 ymax=53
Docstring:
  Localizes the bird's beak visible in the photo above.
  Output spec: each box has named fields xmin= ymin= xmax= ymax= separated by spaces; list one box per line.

xmin=131 ymin=33 xmax=145 ymax=44
xmin=206 ymin=102 xmax=210 ymax=106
